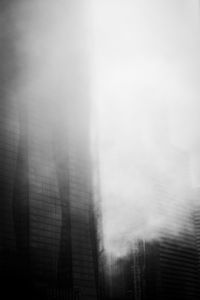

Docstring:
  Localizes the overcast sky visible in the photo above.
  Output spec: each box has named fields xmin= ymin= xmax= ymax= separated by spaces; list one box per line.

xmin=92 ymin=0 xmax=200 ymax=256
xmin=12 ymin=0 xmax=200 ymax=257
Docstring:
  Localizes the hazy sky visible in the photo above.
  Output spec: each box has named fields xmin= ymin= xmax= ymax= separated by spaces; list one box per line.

xmin=92 ymin=0 xmax=200 ymax=256
xmin=12 ymin=0 xmax=200 ymax=257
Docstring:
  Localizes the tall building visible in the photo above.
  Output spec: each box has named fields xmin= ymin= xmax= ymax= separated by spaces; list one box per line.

xmin=102 ymin=110 xmax=200 ymax=300
xmin=0 ymin=1 xmax=98 ymax=300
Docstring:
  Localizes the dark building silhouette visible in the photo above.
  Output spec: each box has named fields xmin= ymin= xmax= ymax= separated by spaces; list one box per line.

xmin=102 ymin=113 xmax=200 ymax=300
xmin=104 ymin=234 xmax=200 ymax=300
xmin=0 ymin=1 xmax=98 ymax=300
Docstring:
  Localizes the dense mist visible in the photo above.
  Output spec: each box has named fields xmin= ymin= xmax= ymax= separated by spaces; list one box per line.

xmin=9 ymin=0 xmax=200 ymax=258
xmin=8 ymin=0 xmax=91 ymax=182
xmin=93 ymin=0 xmax=200 ymax=256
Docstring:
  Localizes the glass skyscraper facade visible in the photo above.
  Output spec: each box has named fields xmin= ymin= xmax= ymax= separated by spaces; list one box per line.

xmin=0 ymin=1 xmax=98 ymax=299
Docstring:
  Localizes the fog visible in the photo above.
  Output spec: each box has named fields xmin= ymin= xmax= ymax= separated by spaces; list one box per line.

xmin=9 ymin=0 xmax=92 ymax=184
xmin=92 ymin=0 xmax=200 ymax=256
xmin=10 ymin=0 xmax=200 ymax=258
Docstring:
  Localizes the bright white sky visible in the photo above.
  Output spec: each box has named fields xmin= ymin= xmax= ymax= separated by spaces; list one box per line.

xmin=92 ymin=0 xmax=200 ymax=255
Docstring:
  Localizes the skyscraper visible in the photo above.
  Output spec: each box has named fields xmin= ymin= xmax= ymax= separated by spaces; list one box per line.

xmin=102 ymin=109 xmax=200 ymax=300
xmin=0 ymin=1 xmax=98 ymax=299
